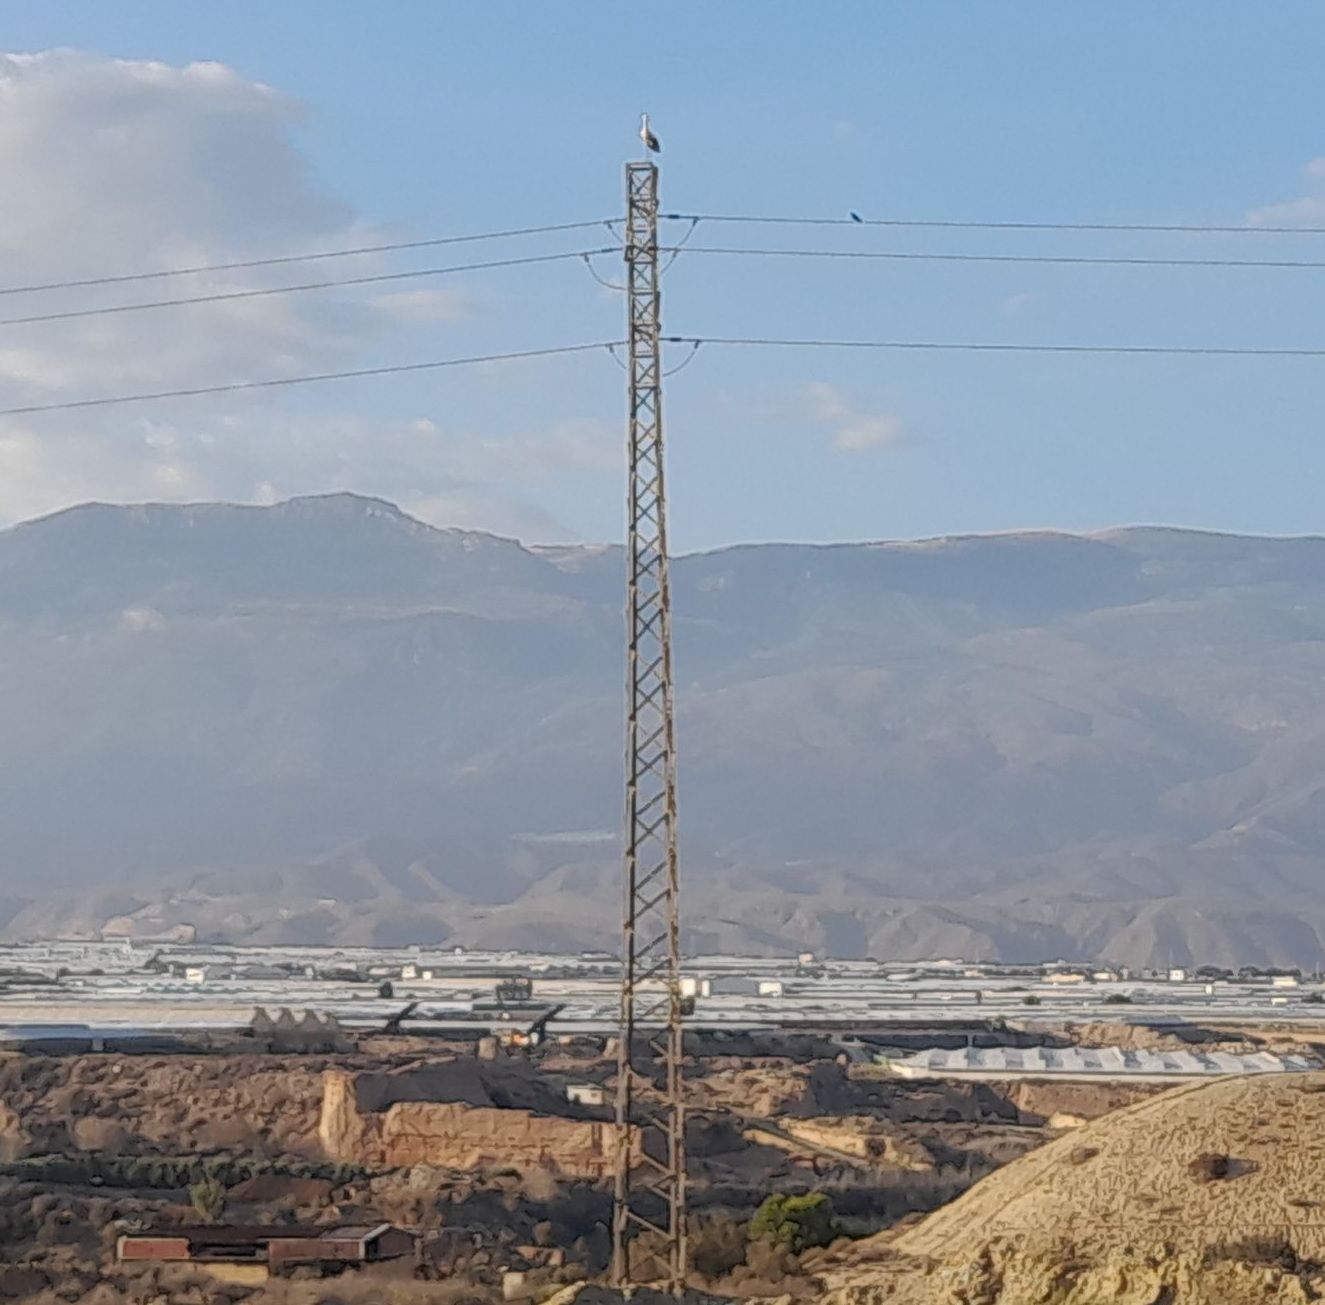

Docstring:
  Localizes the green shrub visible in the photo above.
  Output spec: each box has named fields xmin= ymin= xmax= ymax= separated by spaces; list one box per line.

xmin=189 ymin=1176 xmax=226 ymax=1223
xmin=0 ymin=1151 xmax=369 ymax=1191
xmin=748 ymin=1192 xmax=836 ymax=1253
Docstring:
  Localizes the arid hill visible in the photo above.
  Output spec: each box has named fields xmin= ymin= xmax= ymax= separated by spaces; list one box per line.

xmin=815 ymin=1070 xmax=1325 ymax=1304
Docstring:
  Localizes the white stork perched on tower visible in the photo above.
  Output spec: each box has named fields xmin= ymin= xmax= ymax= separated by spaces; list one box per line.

xmin=640 ymin=113 xmax=661 ymax=154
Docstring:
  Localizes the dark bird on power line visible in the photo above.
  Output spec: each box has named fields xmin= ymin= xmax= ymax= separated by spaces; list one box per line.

xmin=850 ymin=211 xmax=863 ymax=223
xmin=640 ymin=113 xmax=661 ymax=154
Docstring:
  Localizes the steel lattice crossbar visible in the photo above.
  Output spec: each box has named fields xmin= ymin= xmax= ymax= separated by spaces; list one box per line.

xmin=612 ymin=160 xmax=687 ymax=1293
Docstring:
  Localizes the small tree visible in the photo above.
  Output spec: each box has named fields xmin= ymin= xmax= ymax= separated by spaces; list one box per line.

xmin=189 ymin=1176 xmax=226 ymax=1223
xmin=748 ymin=1192 xmax=836 ymax=1253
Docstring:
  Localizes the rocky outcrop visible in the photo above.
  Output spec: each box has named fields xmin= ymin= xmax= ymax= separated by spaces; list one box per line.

xmin=999 ymin=1077 xmax=1161 ymax=1125
xmin=319 ymin=1067 xmax=634 ymax=1178
xmin=741 ymin=1115 xmax=939 ymax=1170
xmin=0 ymin=1054 xmax=324 ymax=1158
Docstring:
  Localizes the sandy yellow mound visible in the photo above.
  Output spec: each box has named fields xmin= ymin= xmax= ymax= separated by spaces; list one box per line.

xmin=818 ymin=1071 xmax=1325 ymax=1304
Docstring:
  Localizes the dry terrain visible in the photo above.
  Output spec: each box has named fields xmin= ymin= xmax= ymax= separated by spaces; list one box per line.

xmin=0 ymin=1040 xmax=1094 ymax=1303
xmin=812 ymin=1069 xmax=1325 ymax=1304
xmin=7 ymin=1035 xmax=1312 ymax=1303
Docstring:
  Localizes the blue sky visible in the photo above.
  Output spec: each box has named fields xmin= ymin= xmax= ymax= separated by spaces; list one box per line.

xmin=4 ymin=3 xmax=1325 ymax=549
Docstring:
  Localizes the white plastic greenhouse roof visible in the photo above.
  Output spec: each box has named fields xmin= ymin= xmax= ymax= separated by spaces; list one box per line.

xmin=884 ymin=1045 xmax=1321 ymax=1079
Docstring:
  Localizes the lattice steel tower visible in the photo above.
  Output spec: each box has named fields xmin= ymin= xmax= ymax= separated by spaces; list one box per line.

xmin=612 ymin=158 xmax=687 ymax=1292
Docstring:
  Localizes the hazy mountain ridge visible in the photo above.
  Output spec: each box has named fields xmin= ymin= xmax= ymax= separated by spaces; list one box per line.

xmin=4 ymin=492 xmax=1325 ymax=966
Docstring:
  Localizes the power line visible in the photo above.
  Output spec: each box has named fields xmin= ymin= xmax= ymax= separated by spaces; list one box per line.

xmin=8 ymin=208 xmax=1321 ymax=307
xmin=0 ymin=248 xmax=617 ymax=329
xmin=666 ymin=334 xmax=1325 ymax=358
xmin=666 ymin=212 xmax=1325 ymax=236
xmin=11 ymin=240 xmax=1314 ymax=333
xmin=0 ymin=341 xmax=621 ymax=417
xmin=7 ymin=330 xmax=1320 ymax=421
xmin=0 ymin=220 xmax=616 ymax=298
xmin=666 ymin=245 xmax=1325 ymax=271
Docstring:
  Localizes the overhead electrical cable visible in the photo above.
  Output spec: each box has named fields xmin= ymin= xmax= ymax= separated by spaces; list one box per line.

xmin=0 ymin=248 xmax=618 ymax=329
xmin=665 ymin=212 xmax=1325 ymax=236
xmin=10 ymin=208 xmax=1323 ymax=304
xmin=666 ymin=334 xmax=1325 ymax=358
xmin=7 ymin=333 xmax=1325 ymax=420
xmin=0 ymin=341 xmax=622 ymax=417
xmin=662 ymin=245 xmax=1325 ymax=271
xmin=0 ymin=220 xmax=616 ymax=297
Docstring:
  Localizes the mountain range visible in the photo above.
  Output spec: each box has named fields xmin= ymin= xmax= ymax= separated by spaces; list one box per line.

xmin=4 ymin=492 xmax=1325 ymax=967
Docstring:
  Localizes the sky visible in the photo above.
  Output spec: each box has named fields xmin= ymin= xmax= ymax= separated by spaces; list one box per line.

xmin=2 ymin=3 xmax=1325 ymax=550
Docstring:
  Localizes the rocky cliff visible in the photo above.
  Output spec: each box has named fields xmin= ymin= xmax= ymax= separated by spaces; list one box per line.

xmin=318 ymin=1066 xmax=633 ymax=1178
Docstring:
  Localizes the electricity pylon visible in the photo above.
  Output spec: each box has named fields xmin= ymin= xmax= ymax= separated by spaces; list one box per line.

xmin=612 ymin=156 xmax=687 ymax=1293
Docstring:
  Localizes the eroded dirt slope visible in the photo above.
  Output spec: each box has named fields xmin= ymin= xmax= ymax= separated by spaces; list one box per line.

xmin=815 ymin=1070 xmax=1325 ymax=1304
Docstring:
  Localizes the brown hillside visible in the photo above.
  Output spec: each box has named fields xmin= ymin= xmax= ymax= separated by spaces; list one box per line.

xmin=816 ymin=1071 xmax=1325 ymax=1304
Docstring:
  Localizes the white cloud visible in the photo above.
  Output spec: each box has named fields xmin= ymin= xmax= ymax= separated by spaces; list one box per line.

xmin=1248 ymin=156 xmax=1325 ymax=226
xmin=832 ymin=414 xmax=904 ymax=451
xmin=120 ymin=605 xmax=165 ymax=633
xmin=0 ymin=50 xmax=374 ymax=489
xmin=1001 ymin=291 xmax=1037 ymax=318
xmin=0 ymin=50 xmax=365 ymax=395
xmin=805 ymin=381 xmax=905 ymax=452
xmin=0 ymin=49 xmax=614 ymax=540
xmin=0 ymin=409 xmax=619 ymax=542
xmin=1248 ymin=195 xmax=1325 ymax=226
xmin=370 ymin=288 xmax=473 ymax=323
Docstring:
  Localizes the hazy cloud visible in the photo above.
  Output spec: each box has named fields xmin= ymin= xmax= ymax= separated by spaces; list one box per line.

xmin=1248 ymin=156 xmax=1325 ymax=226
xmin=0 ymin=48 xmax=601 ymax=540
xmin=0 ymin=409 xmax=619 ymax=542
xmin=806 ymin=381 xmax=905 ymax=452
xmin=0 ymin=50 xmax=364 ymax=397
xmin=119 ymin=605 xmax=166 ymax=634
xmin=370 ymin=288 xmax=473 ymax=323
xmin=0 ymin=49 xmax=377 ymax=521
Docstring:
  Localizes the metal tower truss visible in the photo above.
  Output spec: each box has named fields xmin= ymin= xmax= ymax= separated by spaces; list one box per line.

xmin=612 ymin=158 xmax=687 ymax=1293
